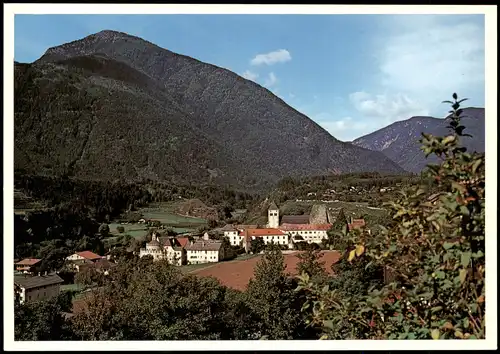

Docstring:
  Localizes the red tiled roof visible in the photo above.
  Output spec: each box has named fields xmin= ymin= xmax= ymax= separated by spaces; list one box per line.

xmin=176 ymin=237 xmax=190 ymax=248
xmin=348 ymin=219 xmax=366 ymax=230
xmin=76 ymin=251 xmax=102 ymax=260
xmin=15 ymin=258 xmax=41 ymax=266
xmin=238 ymin=228 xmax=285 ymax=237
xmin=280 ymin=223 xmax=332 ymax=231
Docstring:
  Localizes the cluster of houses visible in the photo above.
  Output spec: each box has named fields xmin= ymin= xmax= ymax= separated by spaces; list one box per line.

xmin=137 ymin=201 xmax=367 ymax=266
xmin=222 ymin=202 xmax=365 ymax=250
xmin=14 ymin=201 xmax=368 ymax=305
xmin=139 ymin=232 xmax=229 ymax=265
xmin=14 ymin=250 xmax=118 ymax=305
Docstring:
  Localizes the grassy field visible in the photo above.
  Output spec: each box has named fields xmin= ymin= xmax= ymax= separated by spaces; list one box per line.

xmin=61 ymin=283 xmax=85 ymax=292
xmin=104 ymin=204 xmax=209 ymax=247
xmin=179 ymin=262 xmax=215 ymax=273
xmin=108 ymin=223 xmax=148 ymax=241
xmin=139 ymin=211 xmax=207 ymax=227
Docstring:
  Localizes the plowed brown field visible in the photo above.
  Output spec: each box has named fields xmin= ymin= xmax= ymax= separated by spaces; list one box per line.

xmin=191 ymin=251 xmax=341 ymax=291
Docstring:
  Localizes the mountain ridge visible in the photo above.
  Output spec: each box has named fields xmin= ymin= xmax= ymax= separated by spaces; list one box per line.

xmin=352 ymin=107 xmax=485 ymax=173
xmin=15 ymin=30 xmax=405 ymax=191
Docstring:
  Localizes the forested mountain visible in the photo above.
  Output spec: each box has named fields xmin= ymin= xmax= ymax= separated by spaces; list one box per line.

xmin=14 ymin=30 xmax=404 ymax=191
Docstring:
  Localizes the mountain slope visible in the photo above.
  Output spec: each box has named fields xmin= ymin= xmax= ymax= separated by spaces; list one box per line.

xmin=352 ymin=108 xmax=485 ymax=173
xmin=15 ymin=30 xmax=404 ymax=190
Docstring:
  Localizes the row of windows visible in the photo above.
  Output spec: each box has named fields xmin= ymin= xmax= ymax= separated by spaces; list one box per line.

xmin=291 ymin=231 xmax=327 ymax=235
xmin=27 ymin=291 xmax=47 ymax=301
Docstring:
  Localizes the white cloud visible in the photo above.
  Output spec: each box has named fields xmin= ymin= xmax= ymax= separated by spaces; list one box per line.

xmin=250 ymin=49 xmax=292 ymax=66
xmin=381 ymin=16 xmax=482 ymax=113
xmin=289 ymin=93 xmax=296 ymax=99
xmin=349 ymin=15 xmax=485 ymax=129
xmin=313 ymin=113 xmax=370 ymax=141
xmin=349 ymin=91 xmax=429 ymax=124
xmin=264 ymin=72 xmax=278 ymax=87
xmin=241 ymin=70 xmax=259 ymax=81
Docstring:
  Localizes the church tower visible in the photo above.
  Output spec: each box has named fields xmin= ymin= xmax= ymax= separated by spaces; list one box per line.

xmin=267 ymin=201 xmax=279 ymax=228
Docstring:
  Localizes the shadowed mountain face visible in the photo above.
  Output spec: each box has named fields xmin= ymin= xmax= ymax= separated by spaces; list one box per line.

xmin=15 ymin=30 xmax=404 ymax=191
xmin=352 ymin=108 xmax=485 ymax=173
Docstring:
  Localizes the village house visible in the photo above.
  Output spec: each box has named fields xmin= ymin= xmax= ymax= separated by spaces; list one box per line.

xmin=14 ymin=273 xmax=64 ymax=304
xmin=15 ymin=258 xmax=41 ymax=273
xmin=347 ymin=217 xmax=367 ymax=231
xmin=185 ymin=233 xmax=225 ymax=264
xmin=138 ymin=233 xmax=188 ymax=266
xmin=65 ymin=251 xmax=103 ymax=272
xmin=221 ymin=224 xmax=240 ymax=245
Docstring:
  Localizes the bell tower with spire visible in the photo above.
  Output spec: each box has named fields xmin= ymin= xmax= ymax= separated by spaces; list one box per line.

xmin=267 ymin=201 xmax=279 ymax=228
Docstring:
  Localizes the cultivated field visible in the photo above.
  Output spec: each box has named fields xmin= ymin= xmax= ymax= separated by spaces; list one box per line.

xmin=139 ymin=204 xmax=207 ymax=230
xmin=191 ymin=251 xmax=341 ymax=291
xmin=108 ymin=223 xmax=148 ymax=238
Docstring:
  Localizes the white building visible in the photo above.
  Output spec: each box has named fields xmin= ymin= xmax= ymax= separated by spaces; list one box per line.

xmin=242 ymin=228 xmax=289 ymax=246
xmin=66 ymin=251 xmax=102 ymax=263
xmin=138 ymin=233 xmax=188 ymax=266
xmin=279 ymin=224 xmax=331 ymax=245
xmin=185 ymin=235 xmax=225 ymax=264
xmin=267 ymin=201 xmax=280 ymax=228
xmin=222 ymin=225 xmax=243 ymax=247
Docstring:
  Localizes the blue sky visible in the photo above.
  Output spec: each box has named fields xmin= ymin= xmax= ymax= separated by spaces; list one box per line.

xmin=14 ymin=14 xmax=485 ymax=141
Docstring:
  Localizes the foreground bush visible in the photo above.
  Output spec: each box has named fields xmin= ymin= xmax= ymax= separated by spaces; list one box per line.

xmin=298 ymin=94 xmax=485 ymax=340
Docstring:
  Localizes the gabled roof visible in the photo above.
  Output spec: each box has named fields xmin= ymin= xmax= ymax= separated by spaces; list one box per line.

xmin=220 ymin=224 xmax=236 ymax=231
xmin=74 ymin=251 xmax=102 ymax=260
xmin=281 ymin=215 xmax=310 ymax=224
xmin=175 ymin=237 xmax=190 ymax=248
xmin=239 ymin=228 xmax=285 ymax=237
xmin=185 ymin=240 xmax=222 ymax=251
xmin=147 ymin=239 xmax=161 ymax=247
xmin=15 ymin=258 xmax=41 ymax=266
xmin=268 ymin=201 xmax=279 ymax=211
xmin=14 ymin=273 xmax=64 ymax=289
xmin=347 ymin=219 xmax=366 ymax=231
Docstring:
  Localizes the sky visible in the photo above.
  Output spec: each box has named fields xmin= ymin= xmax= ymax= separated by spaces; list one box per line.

xmin=14 ymin=14 xmax=485 ymax=141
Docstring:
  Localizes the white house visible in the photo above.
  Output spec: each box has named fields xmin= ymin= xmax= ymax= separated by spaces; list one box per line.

xmin=222 ymin=225 xmax=243 ymax=247
xmin=279 ymin=224 xmax=331 ymax=245
xmin=138 ymin=233 xmax=188 ymax=266
xmin=185 ymin=238 xmax=224 ymax=264
xmin=66 ymin=251 xmax=102 ymax=263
